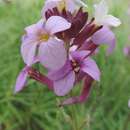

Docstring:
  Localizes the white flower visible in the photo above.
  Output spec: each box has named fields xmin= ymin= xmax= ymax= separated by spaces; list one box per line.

xmin=94 ymin=0 xmax=121 ymax=27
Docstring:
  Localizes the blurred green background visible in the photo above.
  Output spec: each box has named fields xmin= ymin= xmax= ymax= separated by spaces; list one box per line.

xmin=0 ymin=0 xmax=130 ymax=130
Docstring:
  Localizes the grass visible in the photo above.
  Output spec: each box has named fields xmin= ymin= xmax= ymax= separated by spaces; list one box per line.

xmin=0 ymin=0 xmax=130 ymax=130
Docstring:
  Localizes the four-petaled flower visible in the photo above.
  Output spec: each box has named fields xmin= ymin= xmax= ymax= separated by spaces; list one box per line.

xmin=22 ymin=16 xmax=71 ymax=70
xmin=48 ymin=51 xmax=100 ymax=96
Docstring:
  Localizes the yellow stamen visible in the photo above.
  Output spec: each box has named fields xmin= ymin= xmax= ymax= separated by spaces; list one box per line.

xmin=39 ymin=33 xmax=49 ymax=42
xmin=57 ymin=0 xmax=66 ymax=12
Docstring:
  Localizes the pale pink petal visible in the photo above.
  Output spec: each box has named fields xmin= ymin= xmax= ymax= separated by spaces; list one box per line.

xmin=45 ymin=16 xmax=71 ymax=34
xmin=25 ymin=19 xmax=44 ymax=35
xmin=38 ymin=38 xmax=67 ymax=70
xmin=71 ymin=50 xmax=90 ymax=61
xmin=54 ymin=71 xmax=75 ymax=96
xmin=81 ymin=58 xmax=100 ymax=81
xmin=21 ymin=41 xmax=37 ymax=66
xmin=60 ymin=75 xmax=93 ymax=106
xmin=103 ymin=15 xmax=121 ymax=27
xmin=69 ymin=45 xmax=78 ymax=52
xmin=14 ymin=66 xmax=29 ymax=93
xmin=123 ymin=45 xmax=130 ymax=57
xmin=66 ymin=0 xmax=76 ymax=13
xmin=42 ymin=0 xmax=61 ymax=18
xmin=48 ymin=60 xmax=72 ymax=81
xmin=92 ymin=26 xmax=116 ymax=54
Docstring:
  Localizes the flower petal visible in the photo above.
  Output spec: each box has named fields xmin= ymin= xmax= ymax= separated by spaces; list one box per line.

xmin=123 ymin=45 xmax=130 ymax=57
xmin=82 ymin=58 xmax=100 ymax=81
xmin=66 ymin=0 xmax=77 ymax=13
xmin=103 ymin=15 xmax=121 ymax=27
xmin=45 ymin=16 xmax=71 ymax=34
xmin=60 ymin=75 xmax=93 ymax=106
xmin=25 ymin=19 xmax=44 ymax=35
xmin=48 ymin=60 xmax=72 ymax=81
xmin=71 ymin=50 xmax=90 ymax=61
xmin=21 ymin=41 xmax=37 ymax=66
xmin=54 ymin=71 xmax=75 ymax=96
xmin=94 ymin=0 xmax=108 ymax=24
xmin=38 ymin=38 xmax=67 ymax=70
xmin=42 ymin=0 xmax=61 ymax=18
xmin=14 ymin=66 xmax=29 ymax=93
xmin=92 ymin=26 xmax=116 ymax=54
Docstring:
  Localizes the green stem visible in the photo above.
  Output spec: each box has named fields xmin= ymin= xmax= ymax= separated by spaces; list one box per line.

xmin=123 ymin=112 xmax=130 ymax=130
xmin=71 ymin=105 xmax=78 ymax=130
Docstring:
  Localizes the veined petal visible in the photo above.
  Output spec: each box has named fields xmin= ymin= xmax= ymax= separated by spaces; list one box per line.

xmin=42 ymin=0 xmax=61 ymax=18
xmin=92 ymin=26 xmax=116 ymax=54
xmin=60 ymin=75 xmax=93 ymax=106
xmin=94 ymin=0 xmax=108 ymax=22
xmin=21 ymin=41 xmax=37 ymax=66
xmin=14 ymin=66 xmax=29 ymax=93
xmin=82 ymin=58 xmax=100 ymax=81
xmin=103 ymin=15 xmax=121 ymax=27
xmin=38 ymin=38 xmax=67 ymax=70
xmin=25 ymin=19 xmax=44 ymax=35
xmin=48 ymin=60 xmax=72 ymax=81
xmin=45 ymin=16 xmax=71 ymax=34
xmin=66 ymin=0 xmax=77 ymax=13
xmin=54 ymin=71 xmax=75 ymax=96
xmin=71 ymin=50 xmax=90 ymax=61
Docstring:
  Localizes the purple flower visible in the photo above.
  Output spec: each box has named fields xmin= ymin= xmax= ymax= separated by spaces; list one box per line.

xmin=14 ymin=58 xmax=53 ymax=93
xmin=48 ymin=50 xmax=100 ymax=96
xmin=14 ymin=66 xmax=53 ymax=93
xmin=123 ymin=45 xmax=130 ymax=57
xmin=21 ymin=16 xmax=71 ymax=70
xmin=14 ymin=66 xmax=30 ymax=93
xmin=60 ymin=75 xmax=94 ymax=106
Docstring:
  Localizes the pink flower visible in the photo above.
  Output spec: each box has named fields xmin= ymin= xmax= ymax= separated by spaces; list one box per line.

xmin=21 ymin=16 xmax=71 ymax=70
xmin=60 ymin=75 xmax=94 ymax=106
xmin=14 ymin=66 xmax=53 ymax=93
xmin=42 ymin=0 xmax=87 ymax=17
xmin=48 ymin=50 xmax=100 ymax=96
xmin=14 ymin=66 xmax=30 ymax=93
xmin=123 ymin=45 xmax=130 ymax=57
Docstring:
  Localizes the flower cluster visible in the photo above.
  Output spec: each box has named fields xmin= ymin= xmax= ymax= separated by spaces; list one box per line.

xmin=15 ymin=0 xmax=121 ymax=106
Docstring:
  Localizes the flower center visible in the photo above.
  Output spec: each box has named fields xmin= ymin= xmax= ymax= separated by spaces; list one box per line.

xmin=57 ymin=0 xmax=66 ymax=12
xmin=39 ymin=33 xmax=49 ymax=42
xmin=71 ymin=60 xmax=80 ymax=73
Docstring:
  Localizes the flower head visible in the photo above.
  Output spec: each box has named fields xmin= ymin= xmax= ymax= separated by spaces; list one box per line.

xmin=48 ymin=50 xmax=100 ymax=96
xmin=22 ymin=16 xmax=71 ymax=70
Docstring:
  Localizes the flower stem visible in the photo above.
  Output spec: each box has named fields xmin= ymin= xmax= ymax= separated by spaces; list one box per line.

xmin=71 ymin=105 xmax=79 ymax=130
